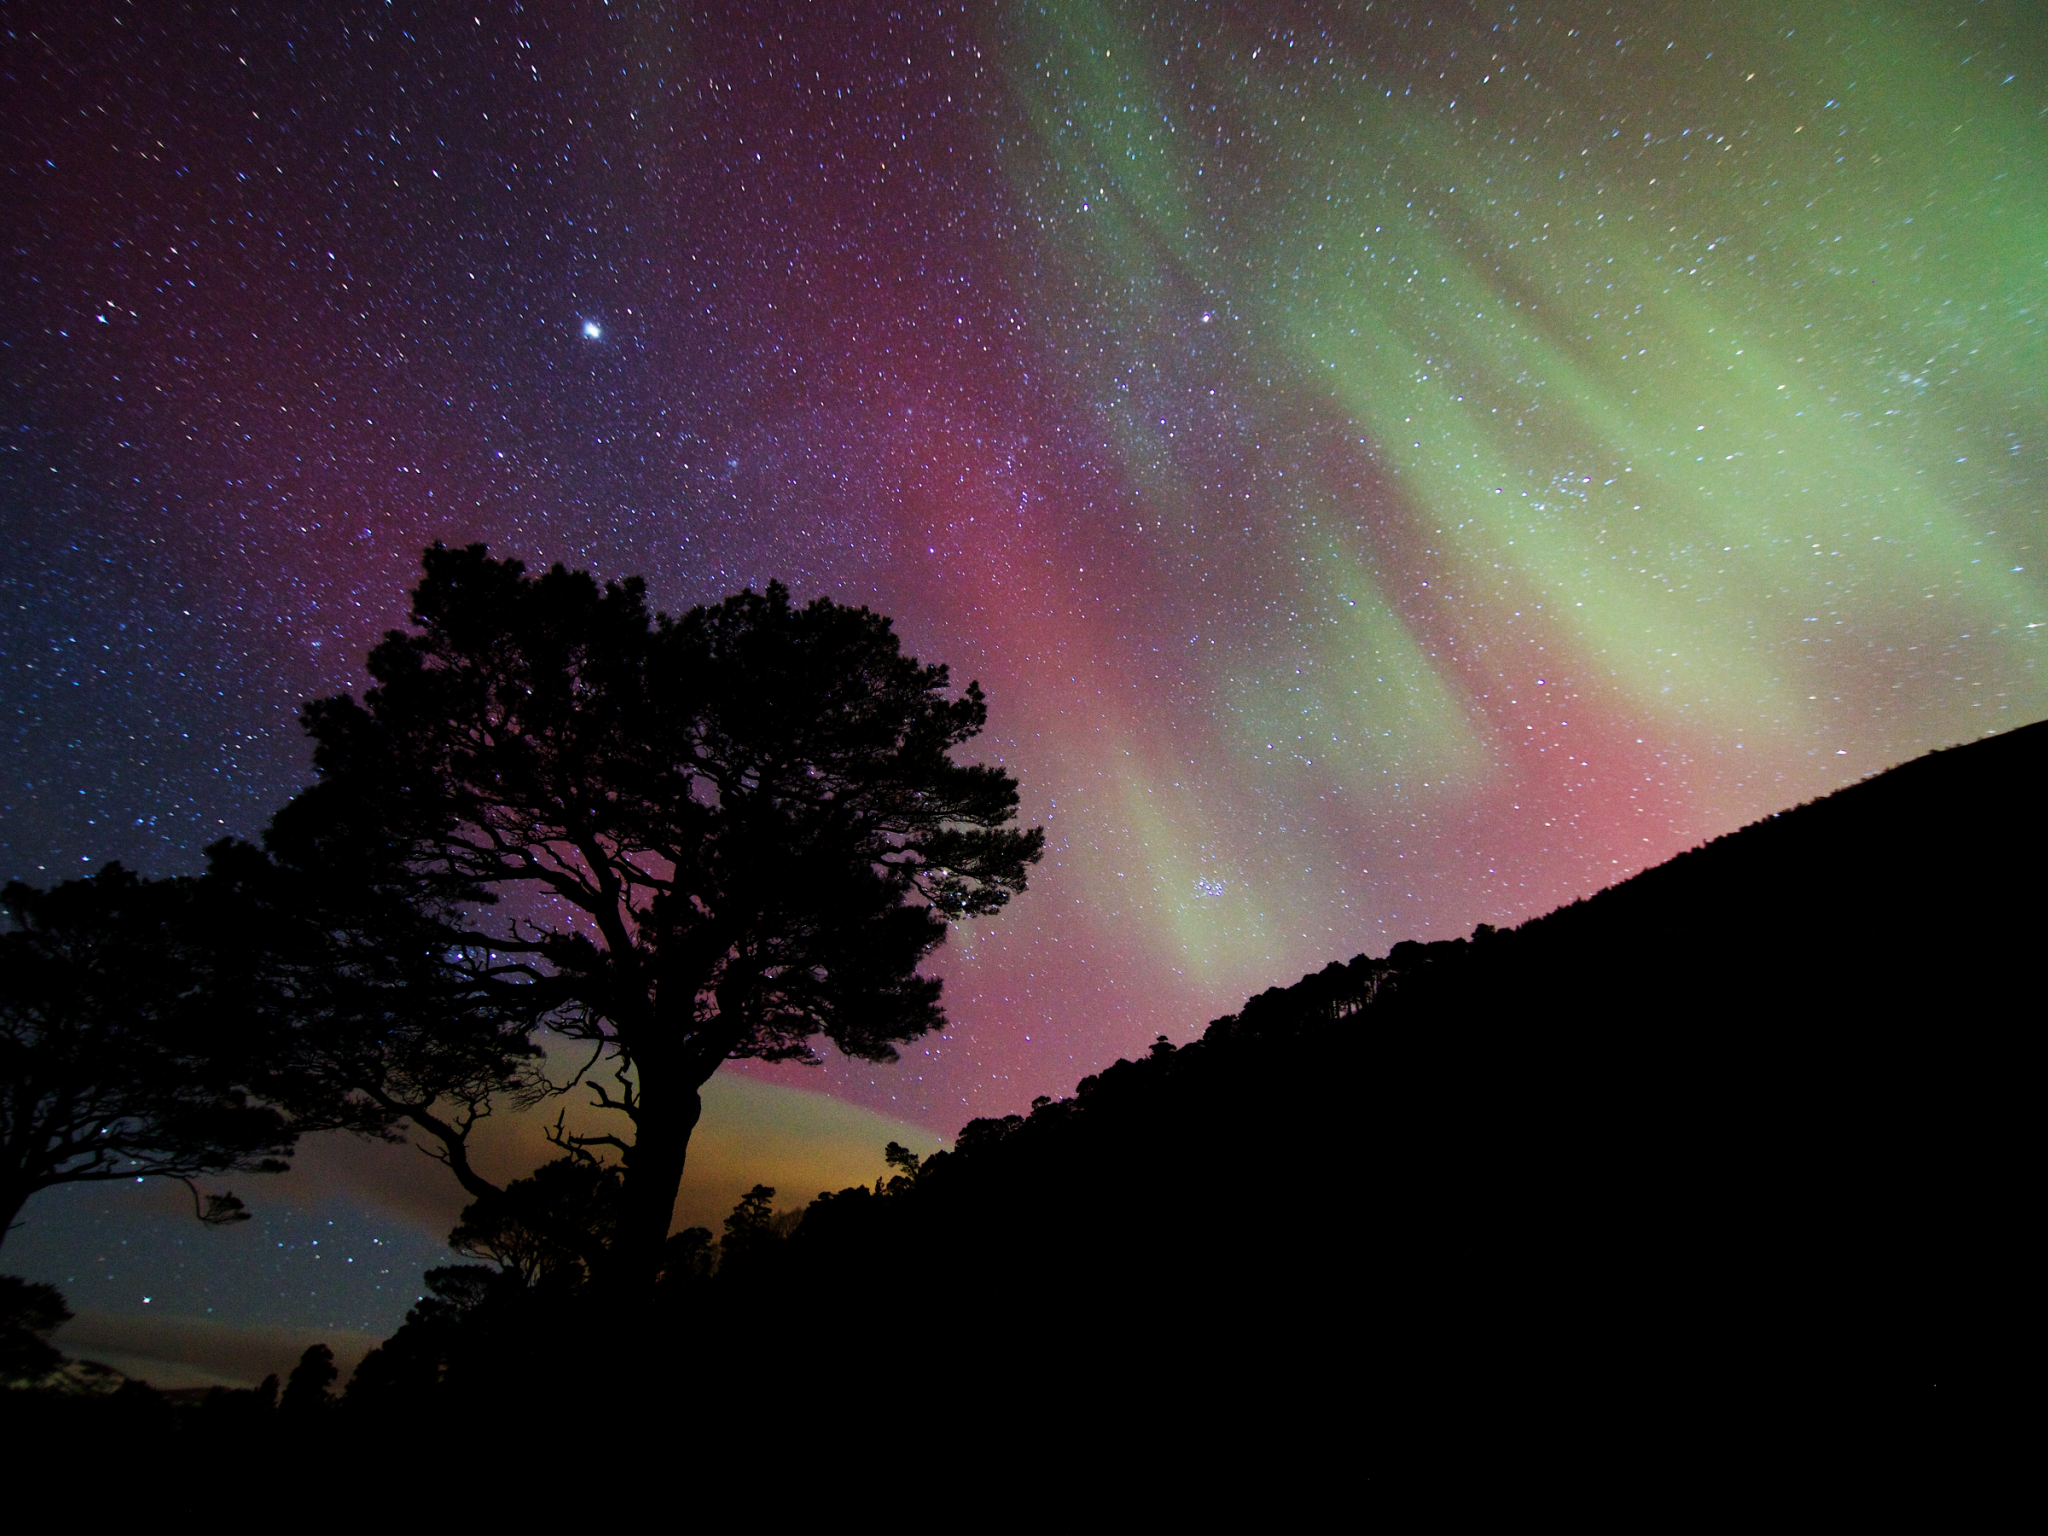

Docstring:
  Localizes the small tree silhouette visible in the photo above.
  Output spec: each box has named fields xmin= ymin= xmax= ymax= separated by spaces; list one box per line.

xmin=0 ymin=1275 xmax=72 ymax=1386
xmin=880 ymin=1141 xmax=924 ymax=1195
xmin=280 ymin=1343 xmax=338 ymax=1415
xmin=449 ymin=1158 xmax=622 ymax=1286
xmin=719 ymin=1183 xmax=780 ymax=1275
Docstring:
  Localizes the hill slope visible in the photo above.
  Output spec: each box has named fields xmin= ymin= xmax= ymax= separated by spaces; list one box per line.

xmin=750 ymin=722 xmax=2040 ymax=1414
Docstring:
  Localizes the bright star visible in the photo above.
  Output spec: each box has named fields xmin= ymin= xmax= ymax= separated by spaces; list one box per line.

xmin=582 ymin=320 xmax=602 ymax=340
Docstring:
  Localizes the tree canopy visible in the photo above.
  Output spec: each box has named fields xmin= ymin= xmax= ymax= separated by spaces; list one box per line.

xmin=0 ymin=865 xmax=294 ymax=1248
xmin=195 ymin=834 xmax=549 ymax=1203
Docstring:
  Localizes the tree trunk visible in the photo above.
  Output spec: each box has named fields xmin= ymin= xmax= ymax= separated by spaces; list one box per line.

xmin=612 ymin=1072 xmax=702 ymax=1293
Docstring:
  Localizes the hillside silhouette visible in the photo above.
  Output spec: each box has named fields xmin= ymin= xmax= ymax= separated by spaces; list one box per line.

xmin=8 ymin=722 xmax=2035 ymax=1441
xmin=688 ymin=721 xmax=2038 ymax=1425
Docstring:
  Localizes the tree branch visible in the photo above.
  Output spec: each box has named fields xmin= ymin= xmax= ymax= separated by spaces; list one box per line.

xmin=378 ymin=1094 xmax=503 ymax=1202
xmin=179 ymin=1178 xmax=250 ymax=1226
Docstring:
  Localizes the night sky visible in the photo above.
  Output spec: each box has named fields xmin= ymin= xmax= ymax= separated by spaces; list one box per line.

xmin=5 ymin=1 xmax=2044 ymax=1376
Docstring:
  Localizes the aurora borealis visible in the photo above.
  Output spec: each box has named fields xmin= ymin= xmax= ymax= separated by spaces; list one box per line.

xmin=4 ymin=2 xmax=2044 ymax=1366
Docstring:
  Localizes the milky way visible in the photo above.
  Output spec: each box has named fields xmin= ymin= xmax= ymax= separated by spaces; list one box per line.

xmin=7 ymin=1 xmax=2043 ymax=1147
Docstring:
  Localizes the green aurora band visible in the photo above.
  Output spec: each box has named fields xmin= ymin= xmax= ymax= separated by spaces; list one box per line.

xmin=975 ymin=0 xmax=2044 ymax=983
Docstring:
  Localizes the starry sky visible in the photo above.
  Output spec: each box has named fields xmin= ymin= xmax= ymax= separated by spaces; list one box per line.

xmin=4 ymin=1 xmax=2044 ymax=1371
